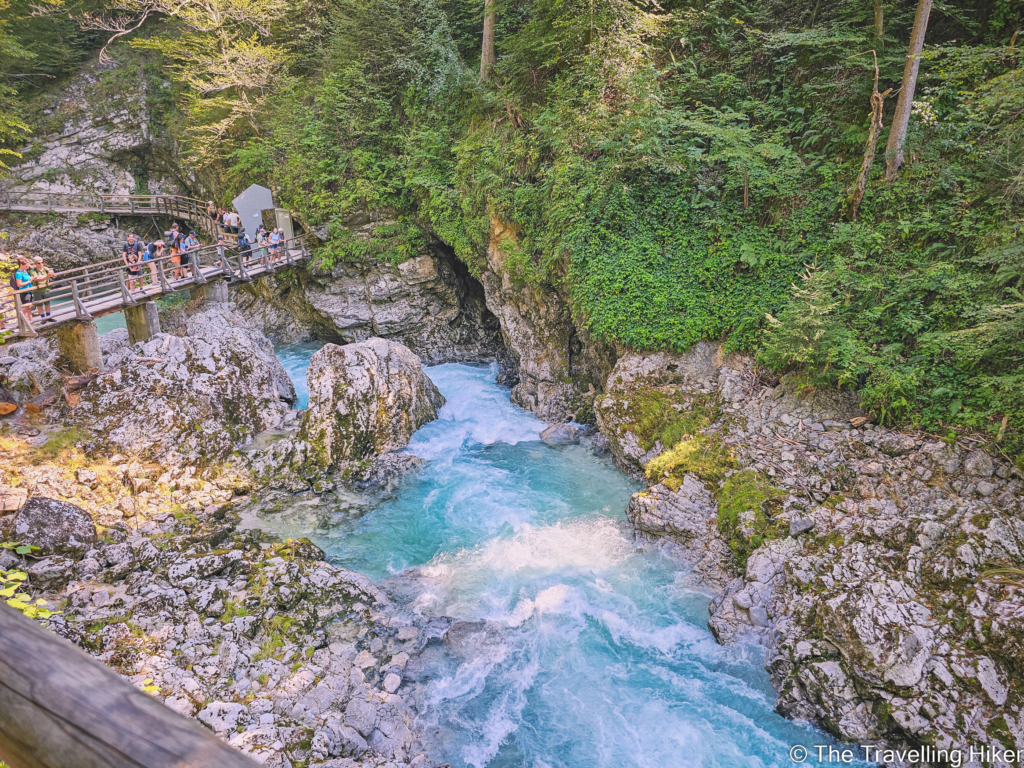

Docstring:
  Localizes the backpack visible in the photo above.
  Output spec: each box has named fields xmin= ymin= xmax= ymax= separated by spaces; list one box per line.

xmin=9 ymin=272 xmax=17 ymax=290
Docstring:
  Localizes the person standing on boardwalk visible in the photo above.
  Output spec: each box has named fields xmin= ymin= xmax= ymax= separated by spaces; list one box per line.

xmin=182 ymin=230 xmax=201 ymax=277
xmin=11 ymin=256 xmax=33 ymax=325
xmin=122 ymin=234 xmax=143 ymax=292
xmin=29 ymin=256 xmax=55 ymax=320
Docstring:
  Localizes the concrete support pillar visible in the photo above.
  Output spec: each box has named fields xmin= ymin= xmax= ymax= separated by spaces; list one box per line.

xmin=56 ymin=321 xmax=102 ymax=374
xmin=200 ymin=280 xmax=230 ymax=304
xmin=125 ymin=301 xmax=162 ymax=345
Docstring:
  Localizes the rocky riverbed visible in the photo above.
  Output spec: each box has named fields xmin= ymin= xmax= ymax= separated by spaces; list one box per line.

xmin=597 ymin=343 xmax=1024 ymax=762
xmin=3 ymin=293 xmax=1024 ymax=767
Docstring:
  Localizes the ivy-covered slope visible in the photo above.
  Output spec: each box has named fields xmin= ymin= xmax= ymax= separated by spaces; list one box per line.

xmin=7 ymin=0 xmax=1024 ymax=462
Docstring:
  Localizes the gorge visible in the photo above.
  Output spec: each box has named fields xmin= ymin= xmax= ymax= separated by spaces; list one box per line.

xmin=2 ymin=1 xmax=1024 ymax=766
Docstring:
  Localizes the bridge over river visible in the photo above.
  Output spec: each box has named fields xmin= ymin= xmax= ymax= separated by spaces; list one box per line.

xmin=2 ymin=192 xmax=310 ymax=371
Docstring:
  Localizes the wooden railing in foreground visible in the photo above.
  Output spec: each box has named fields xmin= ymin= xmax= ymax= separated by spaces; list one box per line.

xmin=1 ymin=233 xmax=310 ymax=338
xmin=0 ymin=604 xmax=258 ymax=768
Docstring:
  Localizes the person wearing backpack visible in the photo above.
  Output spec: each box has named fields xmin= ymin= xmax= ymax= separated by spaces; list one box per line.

xmin=11 ymin=256 xmax=33 ymax=325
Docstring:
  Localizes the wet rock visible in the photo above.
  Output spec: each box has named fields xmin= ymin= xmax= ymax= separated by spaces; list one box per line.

xmin=540 ymin=423 xmax=580 ymax=445
xmin=11 ymin=497 xmax=96 ymax=557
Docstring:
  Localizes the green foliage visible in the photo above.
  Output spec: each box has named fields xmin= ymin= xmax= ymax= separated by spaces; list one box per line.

xmin=626 ymin=389 xmax=720 ymax=452
xmin=8 ymin=0 xmax=1024 ymax=457
xmin=34 ymin=426 xmax=90 ymax=460
xmin=1 ymin=542 xmax=59 ymax=618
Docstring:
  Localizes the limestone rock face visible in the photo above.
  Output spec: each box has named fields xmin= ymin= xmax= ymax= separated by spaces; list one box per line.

xmin=8 ymin=497 xmax=96 ymax=557
xmin=299 ymin=338 xmax=444 ymax=471
xmin=626 ymin=476 xmax=732 ymax=589
xmin=478 ymin=219 xmax=615 ymax=423
xmin=70 ymin=305 xmax=295 ymax=462
xmin=595 ymin=343 xmax=726 ymax=478
xmin=0 ymin=56 xmax=182 ymax=269
xmin=601 ymin=343 xmax=1024 ymax=758
xmin=234 ymin=246 xmax=506 ymax=365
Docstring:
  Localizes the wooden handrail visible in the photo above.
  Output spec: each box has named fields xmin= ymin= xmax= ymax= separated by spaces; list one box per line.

xmin=0 ymin=604 xmax=259 ymax=768
xmin=1 ymin=234 xmax=310 ymax=336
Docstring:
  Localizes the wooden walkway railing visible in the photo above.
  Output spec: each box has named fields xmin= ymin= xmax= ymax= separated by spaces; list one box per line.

xmin=1 ymin=233 xmax=310 ymax=338
xmin=0 ymin=604 xmax=259 ymax=768
xmin=1 ymin=192 xmax=219 ymax=239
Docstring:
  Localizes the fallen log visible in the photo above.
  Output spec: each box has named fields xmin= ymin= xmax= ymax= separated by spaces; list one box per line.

xmin=64 ymin=372 xmax=98 ymax=392
xmin=0 ymin=604 xmax=259 ymax=768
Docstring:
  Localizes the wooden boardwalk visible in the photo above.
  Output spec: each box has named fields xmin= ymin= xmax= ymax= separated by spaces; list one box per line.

xmin=2 ymin=192 xmax=219 ymax=239
xmin=2 ymin=234 xmax=310 ymax=338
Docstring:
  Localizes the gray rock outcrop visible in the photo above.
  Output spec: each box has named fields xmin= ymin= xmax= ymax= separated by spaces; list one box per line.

xmin=300 ymin=338 xmax=444 ymax=468
xmin=479 ymin=219 xmax=614 ymax=422
xmin=234 ymin=245 xmax=506 ymax=365
xmin=4 ymin=496 xmax=96 ymax=557
xmin=249 ymin=338 xmax=442 ymax=489
xmin=69 ymin=304 xmax=295 ymax=462
xmin=600 ymin=343 xmax=1024 ymax=759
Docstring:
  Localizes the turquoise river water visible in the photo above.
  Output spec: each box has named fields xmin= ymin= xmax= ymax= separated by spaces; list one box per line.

xmin=251 ymin=347 xmax=865 ymax=768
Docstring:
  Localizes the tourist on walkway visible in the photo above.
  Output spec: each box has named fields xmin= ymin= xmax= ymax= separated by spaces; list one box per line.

xmin=207 ymin=201 xmax=218 ymax=223
xmin=122 ymin=234 xmax=143 ymax=292
xmin=170 ymin=244 xmax=184 ymax=280
xmin=256 ymin=226 xmax=269 ymax=263
xmin=145 ymin=240 xmax=166 ymax=285
xmin=29 ymin=257 xmax=55 ymax=320
xmin=183 ymin=230 xmax=201 ymax=277
xmin=238 ymin=229 xmax=252 ymax=262
xmin=269 ymin=227 xmax=283 ymax=262
xmin=224 ymin=210 xmax=240 ymax=235
xmin=10 ymin=256 xmax=33 ymax=325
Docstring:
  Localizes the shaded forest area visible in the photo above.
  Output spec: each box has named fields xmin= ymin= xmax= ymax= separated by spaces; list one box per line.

xmin=3 ymin=0 xmax=1024 ymax=462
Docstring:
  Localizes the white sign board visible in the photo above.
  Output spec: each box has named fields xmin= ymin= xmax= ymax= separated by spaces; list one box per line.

xmin=231 ymin=184 xmax=274 ymax=237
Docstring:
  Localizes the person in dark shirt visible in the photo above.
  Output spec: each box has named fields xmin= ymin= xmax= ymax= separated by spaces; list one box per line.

xmin=122 ymin=234 xmax=143 ymax=291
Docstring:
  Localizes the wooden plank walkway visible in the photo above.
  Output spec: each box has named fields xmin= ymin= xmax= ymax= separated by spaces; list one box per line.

xmin=1 ymin=192 xmax=220 ymax=239
xmin=2 ymin=234 xmax=310 ymax=338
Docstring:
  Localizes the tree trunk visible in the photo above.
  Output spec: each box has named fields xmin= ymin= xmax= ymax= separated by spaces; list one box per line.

xmin=874 ymin=0 xmax=884 ymax=41
xmin=884 ymin=0 xmax=932 ymax=181
xmin=479 ymin=0 xmax=496 ymax=83
xmin=849 ymin=52 xmax=891 ymax=220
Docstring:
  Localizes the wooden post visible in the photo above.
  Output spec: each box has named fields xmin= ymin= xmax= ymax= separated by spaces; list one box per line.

xmin=117 ymin=270 xmax=138 ymax=306
xmin=13 ymin=293 xmax=37 ymax=338
xmin=0 ymin=604 xmax=259 ymax=768
xmin=156 ymin=258 xmax=171 ymax=293
xmin=71 ymin=280 xmax=93 ymax=321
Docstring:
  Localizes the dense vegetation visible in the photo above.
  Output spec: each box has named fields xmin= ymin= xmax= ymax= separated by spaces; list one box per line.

xmin=3 ymin=0 xmax=1024 ymax=462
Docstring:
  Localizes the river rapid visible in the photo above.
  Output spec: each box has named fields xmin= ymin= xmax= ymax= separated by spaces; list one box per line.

xmin=252 ymin=347 xmax=864 ymax=768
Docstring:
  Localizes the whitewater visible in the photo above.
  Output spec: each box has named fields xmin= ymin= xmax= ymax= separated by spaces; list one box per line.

xmin=253 ymin=355 xmax=861 ymax=768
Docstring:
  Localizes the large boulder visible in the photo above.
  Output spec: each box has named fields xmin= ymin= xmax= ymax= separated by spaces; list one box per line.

xmin=300 ymin=338 xmax=444 ymax=471
xmin=6 ymin=497 xmax=96 ymax=557
xmin=70 ymin=304 xmax=295 ymax=462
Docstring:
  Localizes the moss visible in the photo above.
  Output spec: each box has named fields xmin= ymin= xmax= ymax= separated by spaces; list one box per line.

xmin=971 ymin=512 xmax=993 ymax=530
xmin=715 ymin=470 xmax=787 ymax=568
xmin=626 ymin=388 xmax=720 ymax=451
xmin=32 ymin=427 xmax=92 ymax=462
xmin=645 ymin=435 xmax=737 ymax=487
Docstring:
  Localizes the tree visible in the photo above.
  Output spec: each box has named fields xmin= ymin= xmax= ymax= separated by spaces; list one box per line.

xmin=874 ymin=0 xmax=884 ymax=41
xmin=479 ymin=0 xmax=495 ymax=82
xmin=848 ymin=50 xmax=891 ymax=220
xmin=884 ymin=0 xmax=932 ymax=180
